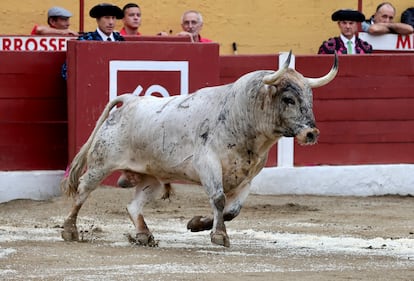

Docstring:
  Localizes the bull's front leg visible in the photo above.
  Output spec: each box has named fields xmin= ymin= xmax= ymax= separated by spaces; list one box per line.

xmin=194 ymin=154 xmax=230 ymax=247
xmin=209 ymin=186 xmax=229 ymax=247
xmin=187 ymin=182 xmax=251 ymax=246
xmin=189 ymin=184 xmax=229 ymax=247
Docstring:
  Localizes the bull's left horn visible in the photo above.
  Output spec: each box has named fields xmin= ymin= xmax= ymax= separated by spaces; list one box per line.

xmin=306 ymin=52 xmax=338 ymax=88
xmin=263 ymin=50 xmax=292 ymax=84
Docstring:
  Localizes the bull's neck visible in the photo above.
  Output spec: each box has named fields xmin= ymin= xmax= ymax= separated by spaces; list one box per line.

xmin=224 ymin=88 xmax=279 ymax=155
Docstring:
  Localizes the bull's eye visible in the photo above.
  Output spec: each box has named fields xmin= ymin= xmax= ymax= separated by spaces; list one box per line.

xmin=282 ymin=97 xmax=295 ymax=105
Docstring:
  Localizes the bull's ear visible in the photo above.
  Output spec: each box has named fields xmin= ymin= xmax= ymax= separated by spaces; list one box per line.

xmin=262 ymin=50 xmax=292 ymax=85
xmin=306 ymin=51 xmax=338 ymax=88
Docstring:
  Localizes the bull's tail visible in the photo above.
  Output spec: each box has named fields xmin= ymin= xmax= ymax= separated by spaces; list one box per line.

xmin=61 ymin=94 xmax=135 ymax=197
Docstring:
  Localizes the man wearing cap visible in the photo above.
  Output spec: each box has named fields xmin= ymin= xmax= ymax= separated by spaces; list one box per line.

xmin=78 ymin=3 xmax=124 ymax=41
xmin=31 ymin=6 xmax=78 ymax=36
xmin=318 ymin=9 xmax=373 ymax=54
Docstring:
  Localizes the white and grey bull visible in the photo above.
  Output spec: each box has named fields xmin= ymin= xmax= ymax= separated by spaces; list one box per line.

xmin=61 ymin=52 xmax=338 ymax=247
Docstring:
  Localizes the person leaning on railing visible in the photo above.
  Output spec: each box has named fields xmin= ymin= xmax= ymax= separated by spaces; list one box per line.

xmin=31 ymin=6 xmax=78 ymax=36
xmin=158 ymin=10 xmax=213 ymax=43
xmin=361 ymin=2 xmax=414 ymax=35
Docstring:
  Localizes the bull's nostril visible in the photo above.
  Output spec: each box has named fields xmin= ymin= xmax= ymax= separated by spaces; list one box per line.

xmin=297 ymin=128 xmax=319 ymax=145
xmin=306 ymin=132 xmax=315 ymax=141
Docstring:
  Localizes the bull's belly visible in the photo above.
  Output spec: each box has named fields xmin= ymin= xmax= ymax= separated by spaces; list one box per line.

xmin=119 ymin=146 xmax=265 ymax=189
xmin=120 ymin=148 xmax=202 ymax=184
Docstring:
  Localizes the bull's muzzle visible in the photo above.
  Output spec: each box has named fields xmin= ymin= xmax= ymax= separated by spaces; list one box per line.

xmin=296 ymin=128 xmax=320 ymax=145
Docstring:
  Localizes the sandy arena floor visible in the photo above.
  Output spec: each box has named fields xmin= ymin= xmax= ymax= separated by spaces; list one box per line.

xmin=0 ymin=184 xmax=413 ymax=280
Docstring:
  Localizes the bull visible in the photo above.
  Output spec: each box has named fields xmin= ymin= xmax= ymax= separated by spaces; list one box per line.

xmin=61 ymin=52 xmax=338 ymax=247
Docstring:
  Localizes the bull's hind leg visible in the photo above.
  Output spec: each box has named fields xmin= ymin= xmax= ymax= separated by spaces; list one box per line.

xmin=61 ymin=168 xmax=110 ymax=241
xmin=126 ymin=174 xmax=163 ymax=247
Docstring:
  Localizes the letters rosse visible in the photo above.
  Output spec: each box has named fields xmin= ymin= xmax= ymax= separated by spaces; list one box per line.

xmin=0 ymin=37 xmax=71 ymax=51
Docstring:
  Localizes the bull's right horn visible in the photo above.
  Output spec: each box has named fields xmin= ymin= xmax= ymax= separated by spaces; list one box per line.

xmin=262 ymin=50 xmax=292 ymax=84
xmin=305 ymin=52 xmax=338 ymax=88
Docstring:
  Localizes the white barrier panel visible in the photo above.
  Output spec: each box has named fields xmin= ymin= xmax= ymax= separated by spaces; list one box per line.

xmin=251 ymin=164 xmax=414 ymax=196
xmin=0 ymin=171 xmax=64 ymax=203
xmin=1 ymin=164 xmax=413 ymax=203
xmin=359 ymin=32 xmax=414 ymax=51
xmin=277 ymin=52 xmax=295 ymax=167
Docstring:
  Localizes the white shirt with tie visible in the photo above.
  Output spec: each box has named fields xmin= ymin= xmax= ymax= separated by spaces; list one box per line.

xmin=96 ymin=28 xmax=115 ymax=41
xmin=340 ymin=34 xmax=355 ymax=55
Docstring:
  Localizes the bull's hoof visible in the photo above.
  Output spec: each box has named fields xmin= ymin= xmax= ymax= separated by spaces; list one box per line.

xmin=161 ymin=183 xmax=174 ymax=200
xmin=127 ymin=233 xmax=158 ymax=247
xmin=210 ymin=231 xmax=230 ymax=247
xmin=61 ymin=229 xmax=79 ymax=241
xmin=61 ymin=230 xmax=79 ymax=242
xmin=187 ymin=216 xmax=213 ymax=232
xmin=61 ymin=220 xmax=79 ymax=241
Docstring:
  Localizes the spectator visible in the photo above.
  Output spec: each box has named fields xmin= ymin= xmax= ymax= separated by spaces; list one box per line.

xmin=78 ymin=3 xmax=124 ymax=41
xmin=318 ymin=9 xmax=373 ymax=54
xmin=120 ymin=3 xmax=142 ymax=35
xmin=31 ymin=6 xmax=78 ymax=36
xmin=61 ymin=3 xmax=127 ymax=185
xmin=61 ymin=3 xmax=124 ymax=80
xmin=362 ymin=2 xmax=414 ymax=35
xmin=176 ymin=10 xmax=213 ymax=42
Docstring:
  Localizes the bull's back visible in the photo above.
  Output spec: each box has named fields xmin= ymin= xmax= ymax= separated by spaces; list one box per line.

xmin=114 ymin=91 xmax=227 ymax=182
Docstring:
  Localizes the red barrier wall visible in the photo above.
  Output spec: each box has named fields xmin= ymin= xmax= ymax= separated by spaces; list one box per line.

xmin=295 ymin=54 xmax=414 ymax=165
xmin=66 ymin=41 xmax=220 ymax=160
xmin=0 ymin=52 xmax=67 ymax=170
xmin=66 ymin=40 xmax=219 ymax=185
xmin=220 ymin=54 xmax=414 ymax=165
xmin=2 ymin=48 xmax=414 ymax=171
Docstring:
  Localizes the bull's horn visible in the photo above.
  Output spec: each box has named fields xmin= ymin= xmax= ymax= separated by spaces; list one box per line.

xmin=306 ymin=52 xmax=338 ymax=88
xmin=262 ymin=50 xmax=292 ymax=84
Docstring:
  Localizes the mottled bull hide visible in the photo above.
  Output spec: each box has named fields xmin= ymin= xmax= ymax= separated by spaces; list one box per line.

xmin=61 ymin=51 xmax=338 ymax=247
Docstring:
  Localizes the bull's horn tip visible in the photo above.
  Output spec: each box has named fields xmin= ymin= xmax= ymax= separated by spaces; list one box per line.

xmin=286 ymin=50 xmax=292 ymax=64
xmin=333 ymin=51 xmax=339 ymax=69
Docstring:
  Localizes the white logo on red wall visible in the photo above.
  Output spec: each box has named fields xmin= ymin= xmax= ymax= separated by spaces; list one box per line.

xmin=109 ymin=61 xmax=189 ymax=99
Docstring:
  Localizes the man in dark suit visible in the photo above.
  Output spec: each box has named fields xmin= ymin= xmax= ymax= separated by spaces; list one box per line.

xmin=61 ymin=3 xmax=124 ymax=80
xmin=79 ymin=3 xmax=124 ymax=41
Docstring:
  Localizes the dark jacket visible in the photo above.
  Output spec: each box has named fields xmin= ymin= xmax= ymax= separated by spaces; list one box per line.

xmin=318 ymin=37 xmax=373 ymax=54
xmin=61 ymin=31 xmax=125 ymax=80
xmin=77 ymin=31 xmax=125 ymax=41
